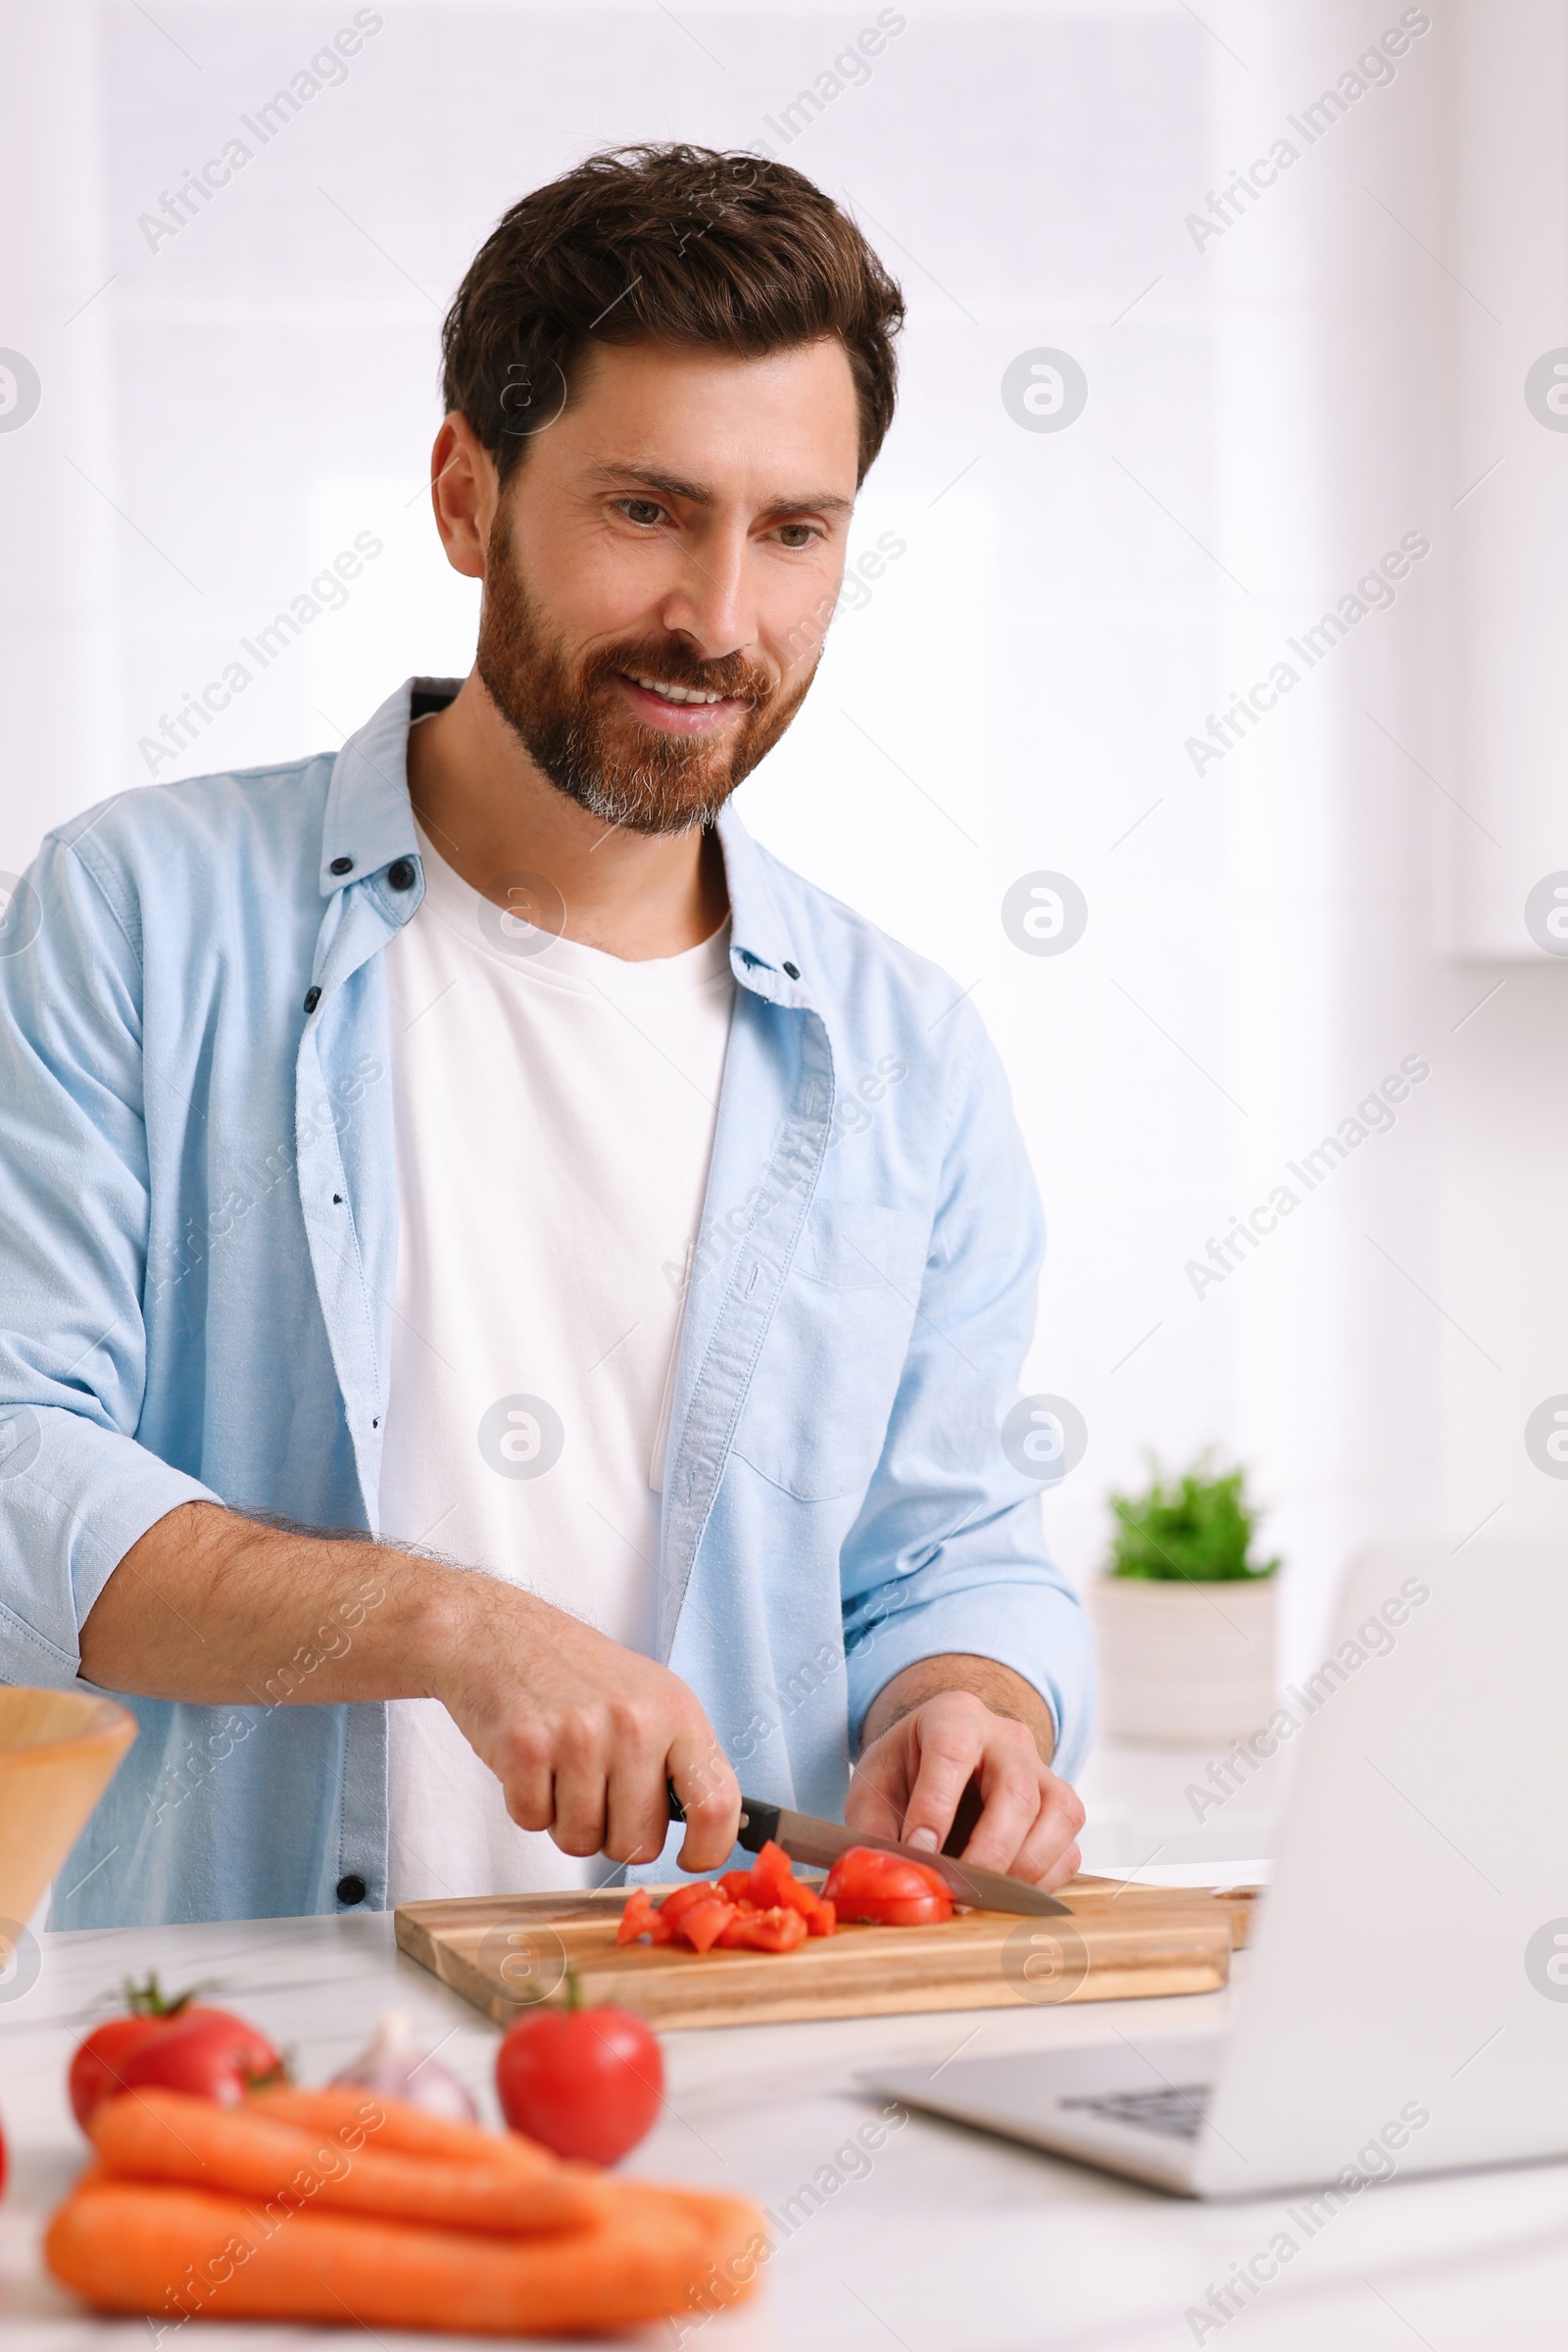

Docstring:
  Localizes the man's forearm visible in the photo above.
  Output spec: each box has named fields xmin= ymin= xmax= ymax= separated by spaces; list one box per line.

xmin=78 ymin=1500 xmax=463 ymax=1705
xmin=79 ymin=1497 xmax=744 ymax=1872
xmin=860 ymin=1652 xmax=1056 ymax=1765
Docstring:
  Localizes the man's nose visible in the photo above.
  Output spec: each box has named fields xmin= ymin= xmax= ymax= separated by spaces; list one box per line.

xmin=656 ymin=530 xmax=758 ymax=663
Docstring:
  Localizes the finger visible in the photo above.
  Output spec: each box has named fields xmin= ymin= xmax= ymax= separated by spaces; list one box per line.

xmin=550 ymin=1732 xmax=610 ymax=1857
xmin=551 ymin=1775 xmax=610 ymax=1857
xmin=845 ymin=1740 xmax=911 ymax=1841
xmin=497 ymin=1731 xmax=555 ymax=1836
xmin=668 ymin=1724 xmax=741 ymax=1873
xmin=1007 ymin=1779 xmax=1087 ymax=1889
xmin=1040 ymin=1840 xmax=1081 ymax=1892
xmin=956 ymin=1737 xmax=1052 ymax=1874
xmin=603 ymin=1720 xmax=670 ymax=1867
xmin=956 ymin=1776 xmax=1044 ymax=1872
xmin=898 ymin=1721 xmax=986 ymax=1855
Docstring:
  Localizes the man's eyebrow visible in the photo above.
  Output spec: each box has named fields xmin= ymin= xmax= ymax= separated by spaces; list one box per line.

xmin=757 ymin=488 xmax=856 ymax=519
xmin=584 ymin=462 xmax=854 ymax=516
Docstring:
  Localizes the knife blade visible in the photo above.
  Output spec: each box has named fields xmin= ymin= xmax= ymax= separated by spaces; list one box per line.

xmin=665 ymin=1786 xmax=1071 ymax=1918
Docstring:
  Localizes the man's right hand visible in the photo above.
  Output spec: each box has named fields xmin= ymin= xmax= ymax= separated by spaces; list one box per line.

xmin=430 ymin=1577 xmax=740 ymax=1872
xmin=81 ymin=1501 xmax=741 ymax=1875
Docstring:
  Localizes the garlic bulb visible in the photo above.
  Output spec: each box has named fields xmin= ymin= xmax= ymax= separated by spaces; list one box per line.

xmin=329 ymin=2007 xmax=478 ymax=2122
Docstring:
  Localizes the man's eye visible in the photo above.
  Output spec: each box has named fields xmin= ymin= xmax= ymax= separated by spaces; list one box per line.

xmin=776 ymin=523 xmax=816 ymax=549
xmin=617 ymin=499 xmax=665 ymax=526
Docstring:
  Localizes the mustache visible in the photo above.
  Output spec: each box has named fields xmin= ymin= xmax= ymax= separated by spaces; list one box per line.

xmin=588 ymin=640 xmax=776 ymax=710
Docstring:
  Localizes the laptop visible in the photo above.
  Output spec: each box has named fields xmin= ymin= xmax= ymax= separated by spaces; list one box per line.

xmin=864 ymin=1541 xmax=1568 ymax=2197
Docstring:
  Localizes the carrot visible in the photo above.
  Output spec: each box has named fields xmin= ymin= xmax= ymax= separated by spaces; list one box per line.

xmin=92 ymin=2089 xmax=608 ymax=2236
xmin=246 ymin=2084 xmax=557 ymax=2169
xmin=45 ymin=2174 xmax=765 ymax=2334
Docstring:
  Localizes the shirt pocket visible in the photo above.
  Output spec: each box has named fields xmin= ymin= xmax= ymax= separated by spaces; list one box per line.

xmin=731 ymin=1200 xmax=930 ymax=1501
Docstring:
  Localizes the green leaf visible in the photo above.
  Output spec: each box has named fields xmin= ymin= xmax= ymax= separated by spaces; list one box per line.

xmin=1105 ymin=1454 xmax=1280 ymax=1583
xmin=121 ymin=1972 xmax=202 ymax=2018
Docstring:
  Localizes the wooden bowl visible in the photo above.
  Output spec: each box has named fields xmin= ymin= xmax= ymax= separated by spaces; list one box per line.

xmin=0 ymin=1688 xmax=137 ymax=1931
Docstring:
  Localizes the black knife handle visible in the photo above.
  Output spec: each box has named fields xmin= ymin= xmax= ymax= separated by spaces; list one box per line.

xmin=665 ymin=1780 xmax=779 ymax=1853
xmin=734 ymin=1797 xmax=780 ymax=1853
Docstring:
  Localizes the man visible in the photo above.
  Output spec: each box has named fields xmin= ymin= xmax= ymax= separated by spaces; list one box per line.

xmin=0 ymin=145 xmax=1090 ymax=1928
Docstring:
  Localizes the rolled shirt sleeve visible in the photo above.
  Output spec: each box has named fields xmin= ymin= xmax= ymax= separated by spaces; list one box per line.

xmin=838 ymin=1001 xmax=1094 ymax=1781
xmin=0 ymin=831 xmax=220 ymax=1685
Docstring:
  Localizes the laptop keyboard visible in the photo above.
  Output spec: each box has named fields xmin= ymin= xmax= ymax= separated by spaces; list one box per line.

xmin=1059 ymin=2082 xmax=1213 ymax=2141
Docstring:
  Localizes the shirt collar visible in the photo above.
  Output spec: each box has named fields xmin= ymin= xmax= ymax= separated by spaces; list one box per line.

xmin=319 ymin=676 xmax=812 ymax=1009
xmin=318 ymin=675 xmax=437 ymax=897
xmin=712 ymin=805 xmax=810 ymax=1008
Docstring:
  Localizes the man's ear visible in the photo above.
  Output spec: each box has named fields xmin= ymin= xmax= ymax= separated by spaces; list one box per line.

xmin=429 ymin=413 xmax=501 ymax=580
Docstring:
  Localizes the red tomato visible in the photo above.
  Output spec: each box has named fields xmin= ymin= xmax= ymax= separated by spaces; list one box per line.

xmin=719 ymin=1841 xmax=837 ymax=1936
xmin=614 ymin=1888 xmax=670 ymax=1947
xmin=111 ymin=2008 xmax=281 ymax=2110
xmin=822 ymin=1845 xmax=955 ymax=1926
xmin=748 ymin=1841 xmax=829 ymax=1920
xmin=70 ymin=1978 xmax=281 ymax=2129
xmin=615 ymin=1843 xmax=836 ymax=1956
xmin=71 ymin=1976 xmax=201 ymax=2130
xmin=657 ymin=1883 xmax=721 ymax=1929
xmin=673 ymin=1896 xmax=735 ymax=1955
xmin=69 ymin=2014 xmax=169 ymax=2131
xmin=745 ymin=1840 xmax=798 ymax=1907
xmin=718 ymin=1904 xmax=808 ymax=1952
xmin=496 ymin=1985 xmax=663 ymax=2165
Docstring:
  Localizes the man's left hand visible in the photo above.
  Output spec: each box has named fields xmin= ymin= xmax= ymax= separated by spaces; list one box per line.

xmin=847 ymin=1673 xmax=1085 ymax=1891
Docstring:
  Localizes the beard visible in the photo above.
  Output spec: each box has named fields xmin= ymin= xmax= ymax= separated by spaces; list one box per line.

xmin=474 ymin=514 xmax=815 ymax=836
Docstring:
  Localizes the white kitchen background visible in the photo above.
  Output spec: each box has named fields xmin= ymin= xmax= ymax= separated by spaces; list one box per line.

xmin=6 ymin=0 xmax=1567 ymax=1860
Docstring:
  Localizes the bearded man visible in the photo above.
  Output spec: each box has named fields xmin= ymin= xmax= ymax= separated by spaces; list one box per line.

xmin=0 ymin=145 xmax=1090 ymax=1928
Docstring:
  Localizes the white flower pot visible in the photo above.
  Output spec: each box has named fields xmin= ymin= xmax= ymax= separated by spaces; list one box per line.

xmin=1089 ymin=1575 xmax=1279 ymax=1746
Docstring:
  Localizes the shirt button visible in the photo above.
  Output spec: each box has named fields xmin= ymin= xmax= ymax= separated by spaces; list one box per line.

xmin=783 ymin=960 xmax=801 ymax=980
xmin=303 ymin=986 xmax=321 ymax=1014
xmin=386 ymin=858 xmax=416 ymax=891
xmin=328 ymin=855 xmax=354 ymax=876
xmin=336 ymin=1874 xmax=367 ymax=1906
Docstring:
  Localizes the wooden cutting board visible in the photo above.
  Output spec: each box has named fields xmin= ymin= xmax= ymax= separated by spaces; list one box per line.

xmin=394 ymin=1877 xmax=1259 ymax=2032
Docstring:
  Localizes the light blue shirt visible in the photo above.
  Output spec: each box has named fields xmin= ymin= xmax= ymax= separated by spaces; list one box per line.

xmin=0 ymin=679 xmax=1091 ymax=1928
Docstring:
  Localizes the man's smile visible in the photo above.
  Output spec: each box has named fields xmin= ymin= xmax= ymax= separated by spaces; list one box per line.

xmin=614 ymin=670 xmax=753 ymax=734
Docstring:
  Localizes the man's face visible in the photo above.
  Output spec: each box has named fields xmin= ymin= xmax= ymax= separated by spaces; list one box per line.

xmin=472 ymin=336 xmax=861 ymax=834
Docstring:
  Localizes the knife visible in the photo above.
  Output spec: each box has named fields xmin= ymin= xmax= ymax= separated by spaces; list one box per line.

xmin=666 ymin=1786 xmax=1071 ymax=1918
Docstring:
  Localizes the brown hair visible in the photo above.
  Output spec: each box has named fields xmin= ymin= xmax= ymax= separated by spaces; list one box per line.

xmin=440 ymin=144 xmax=904 ymax=486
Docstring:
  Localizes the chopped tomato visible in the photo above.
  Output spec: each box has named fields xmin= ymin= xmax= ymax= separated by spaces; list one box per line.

xmin=746 ymin=1841 xmax=828 ymax=1928
xmin=658 ymin=1883 xmax=722 ymax=1928
xmin=614 ymin=1842 xmax=836 ymax=1954
xmin=821 ymin=1845 xmax=955 ymax=1927
xmin=614 ymin=1888 xmax=672 ymax=1946
xmin=745 ymin=1839 xmax=799 ymax=1908
xmin=675 ymin=1896 xmax=736 ymax=1954
xmin=721 ymin=1841 xmax=837 ymax=1936
xmin=718 ymin=1904 xmax=808 ymax=1952
xmin=766 ymin=1877 xmax=835 ymax=1935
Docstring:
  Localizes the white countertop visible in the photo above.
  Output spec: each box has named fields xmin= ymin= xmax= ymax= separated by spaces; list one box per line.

xmin=3 ymin=1901 xmax=1567 ymax=2351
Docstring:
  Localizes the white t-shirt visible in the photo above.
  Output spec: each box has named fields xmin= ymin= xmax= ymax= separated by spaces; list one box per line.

xmin=378 ymin=821 xmax=734 ymax=1904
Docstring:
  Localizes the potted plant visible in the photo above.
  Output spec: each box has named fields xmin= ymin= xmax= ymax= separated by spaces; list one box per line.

xmin=1089 ymin=1457 xmax=1280 ymax=1744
